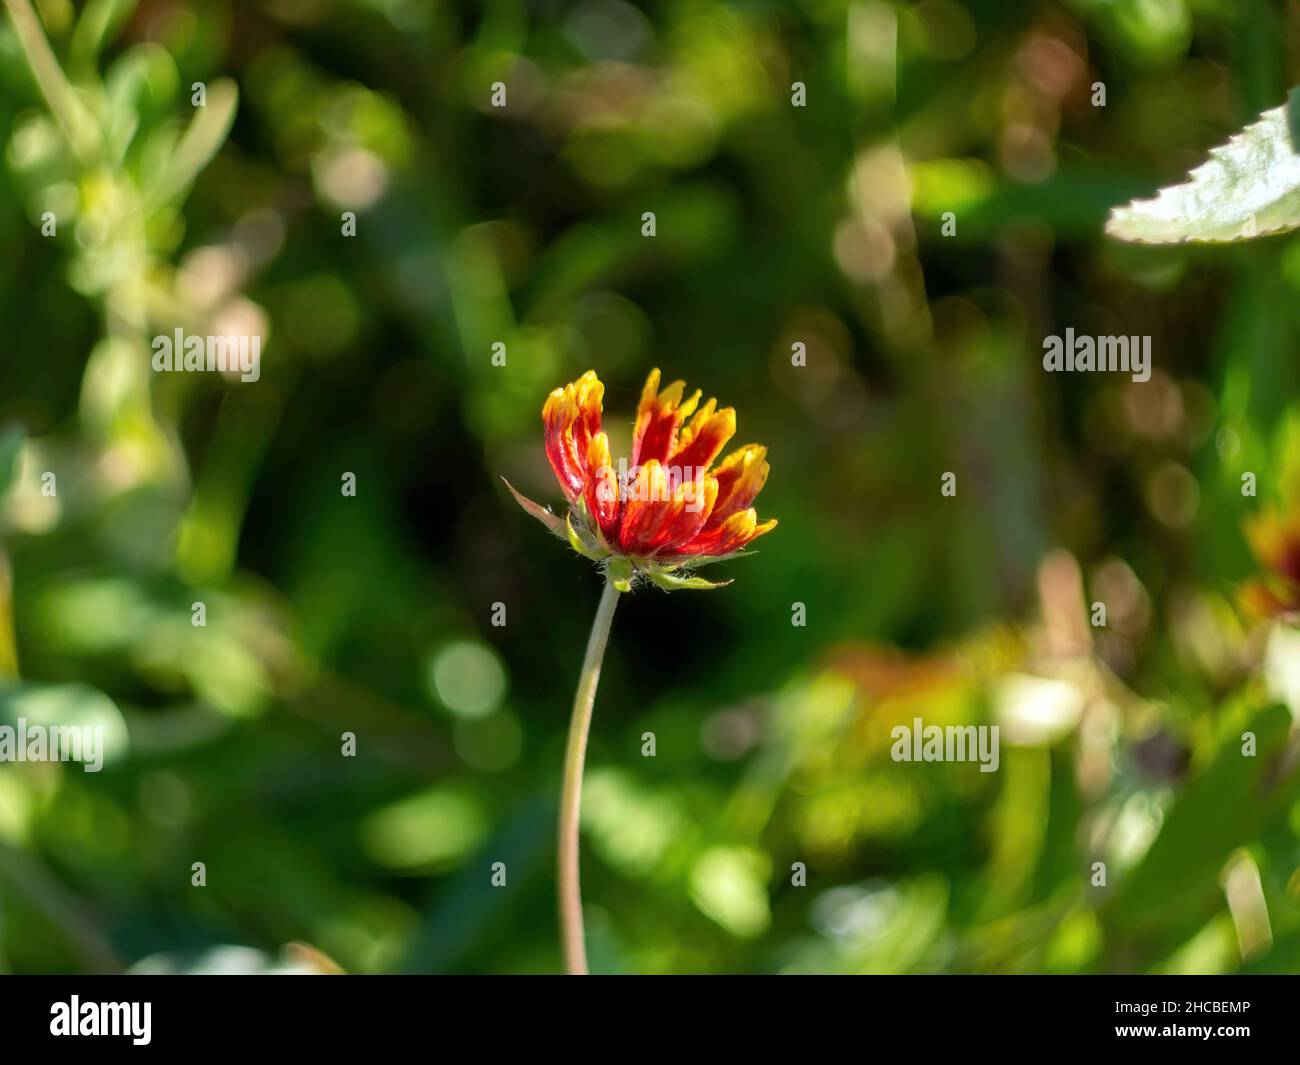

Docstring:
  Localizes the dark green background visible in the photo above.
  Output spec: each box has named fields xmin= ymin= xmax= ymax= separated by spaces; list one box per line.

xmin=1 ymin=0 xmax=1299 ymax=974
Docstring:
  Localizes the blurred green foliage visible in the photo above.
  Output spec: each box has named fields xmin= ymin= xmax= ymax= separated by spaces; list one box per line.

xmin=2 ymin=0 xmax=1300 ymax=975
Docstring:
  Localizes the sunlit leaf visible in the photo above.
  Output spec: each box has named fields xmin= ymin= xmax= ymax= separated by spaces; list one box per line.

xmin=129 ymin=945 xmax=321 ymax=975
xmin=1107 ymin=89 xmax=1300 ymax=243
xmin=0 ymin=681 xmax=131 ymax=768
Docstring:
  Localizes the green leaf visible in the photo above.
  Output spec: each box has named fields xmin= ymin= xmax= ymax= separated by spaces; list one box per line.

xmin=1107 ymin=89 xmax=1300 ymax=244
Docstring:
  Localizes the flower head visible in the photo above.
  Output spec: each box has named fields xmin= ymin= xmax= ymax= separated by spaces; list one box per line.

xmin=506 ymin=368 xmax=776 ymax=590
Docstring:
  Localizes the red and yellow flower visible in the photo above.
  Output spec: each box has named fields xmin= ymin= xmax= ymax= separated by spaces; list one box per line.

xmin=506 ymin=368 xmax=776 ymax=589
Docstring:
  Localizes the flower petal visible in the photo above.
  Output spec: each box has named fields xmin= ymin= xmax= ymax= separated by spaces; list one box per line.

xmin=631 ymin=368 xmax=700 ymax=467
xmin=668 ymin=399 xmax=735 ymax=477
xmin=617 ymin=459 xmax=671 ymax=554
xmin=620 ymin=466 xmax=719 ymax=556
xmin=705 ymin=444 xmax=769 ymax=530
xmin=542 ymin=370 xmax=604 ymax=502
xmin=647 ymin=474 xmax=719 ymax=555
xmin=583 ymin=431 xmax=620 ymax=541
xmin=676 ymin=507 xmax=776 ymax=556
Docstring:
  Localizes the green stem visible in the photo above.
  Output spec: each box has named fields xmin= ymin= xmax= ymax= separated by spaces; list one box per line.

xmin=558 ymin=579 xmax=621 ymax=975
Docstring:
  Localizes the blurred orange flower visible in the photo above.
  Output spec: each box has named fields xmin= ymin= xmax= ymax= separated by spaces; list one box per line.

xmin=1241 ymin=509 xmax=1300 ymax=619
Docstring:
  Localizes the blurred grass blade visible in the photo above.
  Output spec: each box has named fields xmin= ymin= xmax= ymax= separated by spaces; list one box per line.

xmin=2 ymin=0 xmax=99 ymax=162
xmin=144 ymin=78 xmax=238 ymax=207
xmin=70 ymin=0 xmax=137 ymax=69
xmin=0 ymin=550 xmax=16 ymax=677
xmin=0 ymin=424 xmax=22 ymax=501
xmin=1104 ymin=704 xmax=1293 ymax=935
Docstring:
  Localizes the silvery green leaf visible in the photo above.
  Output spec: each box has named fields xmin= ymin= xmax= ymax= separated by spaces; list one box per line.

xmin=1107 ymin=89 xmax=1300 ymax=244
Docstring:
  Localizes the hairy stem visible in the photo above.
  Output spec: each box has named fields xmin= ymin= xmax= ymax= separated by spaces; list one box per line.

xmin=557 ymin=579 xmax=621 ymax=975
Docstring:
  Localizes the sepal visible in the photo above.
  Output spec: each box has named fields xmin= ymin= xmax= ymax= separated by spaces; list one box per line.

xmin=642 ymin=564 xmax=732 ymax=591
xmin=502 ymin=477 xmax=566 ymax=536
xmin=567 ymin=512 xmax=611 ymax=561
